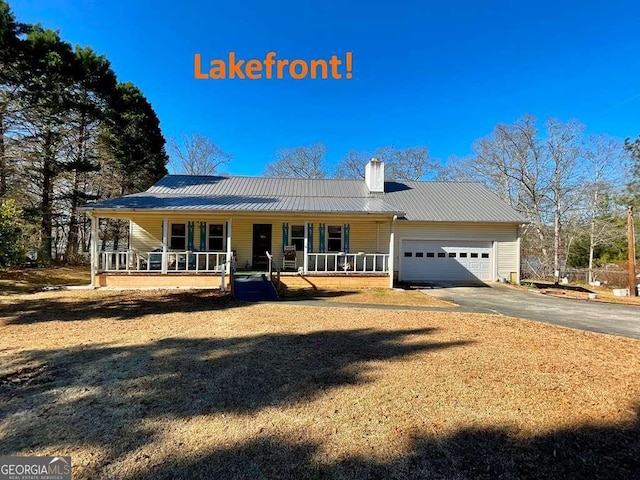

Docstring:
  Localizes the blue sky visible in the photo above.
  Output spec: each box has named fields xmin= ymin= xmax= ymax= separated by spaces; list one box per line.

xmin=11 ymin=0 xmax=640 ymax=176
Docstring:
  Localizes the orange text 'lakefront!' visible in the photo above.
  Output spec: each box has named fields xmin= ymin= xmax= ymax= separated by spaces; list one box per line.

xmin=194 ymin=52 xmax=353 ymax=80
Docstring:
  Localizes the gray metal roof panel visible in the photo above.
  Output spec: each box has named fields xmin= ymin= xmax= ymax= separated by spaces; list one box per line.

xmin=83 ymin=193 xmax=403 ymax=214
xmin=84 ymin=174 xmax=527 ymax=223
xmin=382 ymin=181 xmax=528 ymax=223
xmin=148 ymin=175 xmax=370 ymax=198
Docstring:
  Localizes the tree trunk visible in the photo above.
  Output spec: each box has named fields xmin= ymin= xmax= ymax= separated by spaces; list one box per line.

xmin=533 ymin=223 xmax=549 ymax=277
xmin=112 ymin=221 xmax=121 ymax=251
xmin=588 ymin=242 xmax=595 ymax=284
xmin=100 ymin=219 xmax=108 ymax=251
xmin=554 ymin=209 xmax=560 ymax=284
xmin=588 ymin=189 xmax=599 ymax=284
xmin=65 ymin=170 xmax=81 ymax=261
xmin=553 ymin=161 xmax=562 ymax=284
xmin=0 ymin=112 xmax=7 ymax=198
xmin=40 ymin=136 xmax=54 ymax=264
xmin=65 ymin=169 xmax=82 ymax=261
xmin=65 ymin=108 xmax=88 ymax=262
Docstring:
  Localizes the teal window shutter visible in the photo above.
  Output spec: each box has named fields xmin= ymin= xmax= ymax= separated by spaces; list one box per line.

xmin=283 ymin=223 xmax=288 ymax=250
xmin=199 ymin=222 xmax=206 ymax=251
xmin=308 ymin=224 xmax=314 ymax=252
xmin=319 ymin=223 xmax=325 ymax=253
xmin=344 ymin=224 xmax=350 ymax=253
xmin=187 ymin=222 xmax=194 ymax=250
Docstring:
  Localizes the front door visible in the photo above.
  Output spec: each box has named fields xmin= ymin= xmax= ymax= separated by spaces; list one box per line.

xmin=252 ymin=224 xmax=272 ymax=269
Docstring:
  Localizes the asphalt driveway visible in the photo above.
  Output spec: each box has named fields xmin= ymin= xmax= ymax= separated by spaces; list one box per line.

xmin=425 ymin=284 xmax=640 ymax=340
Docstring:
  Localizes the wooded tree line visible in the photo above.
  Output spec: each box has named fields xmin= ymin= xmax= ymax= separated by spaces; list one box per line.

xmin=262 ymin=142 xmax=438 ymax=182
xmin=257 ymin=117 xmax=639 ymax=281
xmin=1 ymin=0 xmax=637 ymax=279
xmin=0 ymin=0 xmax=168 ymax=266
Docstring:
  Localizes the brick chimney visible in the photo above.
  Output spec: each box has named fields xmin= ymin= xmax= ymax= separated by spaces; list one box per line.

xmin=365 ymin=158 xmax=385 ymax=193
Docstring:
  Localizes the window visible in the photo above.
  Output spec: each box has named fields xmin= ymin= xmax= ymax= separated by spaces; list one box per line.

xmin=470 ymin=252 xmax=478 ymax=258
xmin=481 ymin=253 xmax=489 ymax=259
xmin=437 ymin=252 xmax=446 ymax=258
xmin=327 ymin=225 xmax=342 ymax=252
xmin=426 ymin=252 xmax=435 ymax=258
xmin=448 ymin=252 xmax=456 ymax=257
xmin=415 ymin=252 xmax=424 ymax=258
xmin=170 ymin=223 xmax=186 ymax=250
xmin=208 ymin=224 xmax=225 ymax=251
xmin=404 ymin=252 xmax=412 ymax=257
xmin=459 ymin=252 xmax=467 ymax=258
xmin=291 ymin=225 xmax=305 ymax=251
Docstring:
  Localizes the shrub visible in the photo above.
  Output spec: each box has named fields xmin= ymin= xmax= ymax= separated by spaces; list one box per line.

xmin=0 ymin=199 xmax=25 ymax=267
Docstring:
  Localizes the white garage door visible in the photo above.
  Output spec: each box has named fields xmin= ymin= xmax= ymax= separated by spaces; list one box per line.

xmin=400 ymin=240 xmax=492 ymax=282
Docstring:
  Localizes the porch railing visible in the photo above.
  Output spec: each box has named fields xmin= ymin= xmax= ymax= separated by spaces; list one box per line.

xmin=306 ymin=253 xmax=389 ymax=274
xmin=99 ymin=250 xmax=228 ymax=273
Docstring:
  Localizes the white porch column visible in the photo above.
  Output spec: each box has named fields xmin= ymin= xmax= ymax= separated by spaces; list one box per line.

xmin=161 ymin=217 xmax=168 ymax=274
xmin=303 ymin=221 xmax=309 ymax=274
xmin=516 ymin=227 xmax=522 ymax=285
xmin=226 ymin=218 xmax=232 ymax=274
xmin=90 ymin=215 xmax=99 ymax=288
xmin=388 ymin=215 xmax=397 ymax=288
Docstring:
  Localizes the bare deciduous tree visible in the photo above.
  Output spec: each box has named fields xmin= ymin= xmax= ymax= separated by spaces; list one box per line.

xmin=335 ymin=146 xmax=437 ymax=181
xmin=169 ymin=133 xmax=232 ymax=176
xmin=446 ymin=115 xmax=594 ymax=281
xmin=582 ymin=134 xmax=627 ymax=282
xmin=333 ymin=150 xmax=367 ymax=179
xmin=545 ymin=118 xmax=585 ymax=282
xmin=445 ymin=116 xmax=553 ymax=277
xmin=264 ymin=142 xmax=328 ymax=178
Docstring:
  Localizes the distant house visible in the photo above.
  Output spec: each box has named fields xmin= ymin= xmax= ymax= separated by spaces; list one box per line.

xmin=82 ymin=159 xmax=527 ymax=289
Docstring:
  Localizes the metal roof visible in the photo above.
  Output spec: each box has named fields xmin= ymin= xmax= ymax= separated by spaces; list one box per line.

xmin=383 ymin=181 xmax=529 ymax=223
xmin=83 ymin=192 xmax=403 ymax=215
xmin=83 ymin=175 xmax=527 ymax=223
xmin=147 ymin=175 xmax=370 ymax=197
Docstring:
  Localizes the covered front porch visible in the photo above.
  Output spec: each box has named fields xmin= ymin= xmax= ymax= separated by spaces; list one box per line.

xmin=89 ymin=212 xmax=395 ymax=289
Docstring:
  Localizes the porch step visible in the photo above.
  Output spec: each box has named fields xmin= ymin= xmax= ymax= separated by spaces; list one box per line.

xmin=233 ymin=274 xmax=278 ymax=302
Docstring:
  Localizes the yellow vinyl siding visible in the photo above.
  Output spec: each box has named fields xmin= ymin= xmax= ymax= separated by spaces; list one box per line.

xmin=130 ymin=217 xmax=162 ymax=252
xmin=496 ymin=239 xmax=519 ymax=280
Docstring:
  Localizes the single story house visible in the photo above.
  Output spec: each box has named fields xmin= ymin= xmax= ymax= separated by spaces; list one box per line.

xmin=82 ymin=159 xmax=527 ymax=289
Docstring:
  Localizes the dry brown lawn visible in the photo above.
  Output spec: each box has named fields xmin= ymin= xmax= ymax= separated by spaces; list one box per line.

xmin=0 ymin=267 xmax=90 ymax=294
xmin=281 ymin=287 xmax=454 ymax=307
xmin=0 ymin=289 xmax=638 ymax=479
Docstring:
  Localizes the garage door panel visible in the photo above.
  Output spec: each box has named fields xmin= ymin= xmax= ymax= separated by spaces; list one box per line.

xmin=401 ymin=240 xmax=492 ymax=282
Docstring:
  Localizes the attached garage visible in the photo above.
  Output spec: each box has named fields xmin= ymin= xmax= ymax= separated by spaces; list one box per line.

xmin=400 ymin=239 xmax=492 ymax=282
xmin=392 ymin=221 xmax=523 ymax=284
